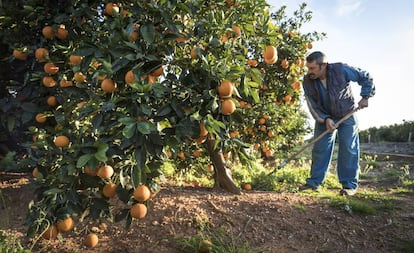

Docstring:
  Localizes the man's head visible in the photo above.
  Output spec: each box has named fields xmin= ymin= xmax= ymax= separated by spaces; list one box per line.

xmin=306 ymin=51 xmax=327 ymax=80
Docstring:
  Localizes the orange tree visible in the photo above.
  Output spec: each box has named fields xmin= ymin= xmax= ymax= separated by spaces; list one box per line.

xmin=1 ymin=0 xmax=323 ymax=237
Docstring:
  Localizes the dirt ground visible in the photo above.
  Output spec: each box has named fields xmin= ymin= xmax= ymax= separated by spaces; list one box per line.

xmin=1 ymin=142 xmax=414 ymax=253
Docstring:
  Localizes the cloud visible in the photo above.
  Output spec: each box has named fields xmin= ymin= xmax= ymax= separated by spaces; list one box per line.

xmin=335 ymin=0 xmax=364 ymax=17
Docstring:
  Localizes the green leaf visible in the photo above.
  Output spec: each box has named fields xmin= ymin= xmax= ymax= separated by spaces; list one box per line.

xmin=7 ymin=116 xmax=15 ymax=132
xmin=123 ymin=123 xmax=136 ymax=138
xmin=137 ymin=122 xmax=156 ymax=135
xmin=95 ymin=143 xmax=109 ymax=162
xmin=119 ymin=117 xmax=136 ymax=125
xmin=141 ymin=23 xmax=155 ymax=44
xmin=77 ymin=154 xmax=93 ymax=168
xmin=43 ymin=188 xmax=64 ymax=196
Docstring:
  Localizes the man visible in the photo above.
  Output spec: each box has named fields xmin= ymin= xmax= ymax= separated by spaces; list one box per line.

xmin=301 ymin=51 xmax=375 ymax=196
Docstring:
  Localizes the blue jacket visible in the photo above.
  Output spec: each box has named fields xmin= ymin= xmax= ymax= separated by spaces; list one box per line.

xmin=302 ymin=63 xmax=375 ymax=123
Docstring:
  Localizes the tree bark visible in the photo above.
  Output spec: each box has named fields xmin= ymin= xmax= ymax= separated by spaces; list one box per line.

xmin=205 ymin=137 xmax=241 ymax=194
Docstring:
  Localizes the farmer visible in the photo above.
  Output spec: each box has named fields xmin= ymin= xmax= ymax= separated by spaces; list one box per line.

xmin=300 ymin=51 xmax=375 ymax=196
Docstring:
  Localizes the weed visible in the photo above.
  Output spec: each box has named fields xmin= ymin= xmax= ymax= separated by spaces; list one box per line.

xmin=0 ymin=231 xmax=30 ymax=253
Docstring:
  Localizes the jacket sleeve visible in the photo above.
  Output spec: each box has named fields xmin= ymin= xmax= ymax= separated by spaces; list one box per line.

xmin=342 ymin=64 xmax=375 ymax=97
xmin=302 ymin=83 xmax=331 ymax=123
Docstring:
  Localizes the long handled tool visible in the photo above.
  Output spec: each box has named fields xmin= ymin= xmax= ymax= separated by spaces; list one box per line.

xmin=268 ymin=107 xmax=360 ymax=175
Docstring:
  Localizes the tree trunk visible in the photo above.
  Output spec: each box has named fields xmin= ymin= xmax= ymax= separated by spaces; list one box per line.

xmin=205 ymin=137 xmax=240 ymax=194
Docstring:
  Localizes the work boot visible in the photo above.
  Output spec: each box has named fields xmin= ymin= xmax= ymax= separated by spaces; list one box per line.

xmin=339 ymin=188 xmax=357 ymax=196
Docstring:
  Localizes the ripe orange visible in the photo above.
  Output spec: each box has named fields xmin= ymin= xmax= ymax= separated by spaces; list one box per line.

xmin=244 ymin=183 xmax=252 ymax=191
xmin=69 ymin=55 xmax=83 ymax=65
xmin=44 ymin=62 xmax=59 ymax=75
xmin=74 ymin=72 xmax=87 ymax=83
xmin=84 ymin=233 xmax=99 ymax=248
xmin=42 ymin=26 xmax=54 ymax=39
xmin=141 ymin=74 xmax=156 ymax=84
xmin=54 ymin=135 xmax=70 ymax=147
xmin=32 ymin=167 xmax=39 ymax=177
xmin=12 ymin=49 xmax=28 ymax=61
xmin=280 ymin=59 xmax=289 ymax=69
xmin=84 ymin=166 xmax=97 ymax=176
xmin=60 ymin=79 xmax=74 ymax=87
xmin=35 ymin=113 xmax=47 ymax=123
xmin=47 ymin=96 xmax=58 ymax=107
xmin=306 ymin=43 xmax=313 ymax=49
xmin=221 ymin=99 xmax=236 ymax=115
xmin=232 ymin=24 xmax=241 ymax=38
xmin=130 ymin=203 xmax=147 ymax=219
xmin=103 ymin=182 xmax=117 ymax=198
xmin=246 ymin=59 xmax=258 ymax=67
xmin=42 ymin=225 xmax=59 ymax=240
xmin=206 ymin=164 xmax=214 ymax=172
xmin=258 ymin=118 xmax=266 ymax=124
xmin=263 ymin=45 xmax=278 ymax=64
xmin=190 ymin=46 xmax=200 ymax=59
xmin=217 ymin=80 xmax=233 ymax=98
xmin=57 ymin=217 xmax=74 ymax=232
xmin=283 ymin=94 xmax=293 ymax=104
xmin=56 ymin=26 xmax=69 ymax=40
xmin=176 ymin=32 xmax=188 ymax=43
xmin=192 ymin=149 xmax=201 ymax=158
xmin=35 ymin=48 xmax=49 ymax=62
xmin=199 ymin=122 xmax=208 ymax=137
xmin=229 ymin=131 xmax=239 ymax=138
xmin=128 ymin=31 xmax=139 ymax=42
xmin=150 ymin=66 xmax=164 ymax=77
xmin=292 ymin=81 xmax=301 ymax=91
xmin=97 ymin=165 xmax=114 ymax=179
xmin=105 ymin=2 xmax=119 ymax=16
xmin=125 ymin=70 xmax=136 ymax=84
xmin=133 ymin=184 xmax=151 ymax=202
xmin=178 ymin=151 xmax=185 ymax=160
xmin=101 ymin=79 xmax=117 ymax=93
xmin=199 ymin=239 xmax=213 ymax=253
xmin=267 ymin=130 xmax=274 ymax=138
xmin=42 ymin=76 xmax=57 ymax=87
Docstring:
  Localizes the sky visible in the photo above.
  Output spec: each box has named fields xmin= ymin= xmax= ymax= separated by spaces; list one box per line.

xmin=267 ymin=0 xmax=414 ymax=130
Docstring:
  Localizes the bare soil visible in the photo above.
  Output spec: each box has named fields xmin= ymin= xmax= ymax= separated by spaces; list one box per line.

xmin=1 ymin=142 xmax=414 ymax=253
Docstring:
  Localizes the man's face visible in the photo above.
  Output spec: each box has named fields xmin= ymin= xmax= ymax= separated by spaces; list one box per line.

xmin=306 ymin=61 xmax=326 ymax=79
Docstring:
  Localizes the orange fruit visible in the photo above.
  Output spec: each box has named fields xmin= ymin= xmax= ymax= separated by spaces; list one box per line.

xmin=307 ymin=43 xmax=313 ymax=49
xmin=12 ymin=49 xmax=28 ymax=61
xmin=84 ymin=233 xmax=99 ymax=248
xmin=280 ymin=59 xmax=289 ymax=69
xmin=178 ymin=151 xmax=185 ymax=160
xmin=247 ymin=59 xmax=258 ymax=67
xmin=130 ymin=203 xmax=147 ymax=219
xmin=97 ymin=165 xmax=114 ymax=179
xmin=292 ymin=81 xmax=301 ymax=91
xmin=55 ymin=27 xmax=68 ymax=40
xmin=217 ymin=80 xmax=233 ymax=98
xmin=60 ymin=79 xmax=74 ymax=87
xmin=199 ymin=239 xmax=213 ymax=253
xmin=133 ymin=184 xmax=151 ymax=202
xmin=35 ymin=48 xmax=49 ymax=62
xmin=267 ymin=130 xmax=274 ymax=138
xmin=69 ymin=55 xmax=83 ymax=65
xmin=283 ymin=94 xmax=293 ymax=104
xmin=176 ymin=32 xmax=188 ymax=43
xmin=101 ymin=79 xmax=117 ymax=93
xmin=32 ymin=167 xmax=39 ymax=177
xmin=263 ymin=45 xmax=278 ymax=64
xmin=141 ymin=74 xmax=156 ymax=84
xmin=190 ymin=46 xmax=199 ymax=59
xmin=47 ymin=96 xmax=58 ymax=107
xmin=103 ymin=182 xmax=117 ymax=198
xmin=206 ymin=164 xmax=214 ymax=172
xmin=105 ymin=2 xmax=119 ymax=16
xmin=42 ymin=225 xmax=59 ymax=240
xmin=57 ymin=217 xmax=74 ymax=232
xmin=125 ymin=70 xmax=136 ymax=84
xmin=221 ymin=99 xmax=236 ymax=115
xmin=258 ymin=118 xmax=266 ymax=124
xmin=128 ymin=31 xmax=139 ymax=42
xmin=74 ymin=72 xmax=87 ymax=83
xmin=192 ymin=149 xmax=202 ymax=158
xmin=265 ymin=149 xmax=273 ymax=158
xmin=54 ymin=135 xmax=70 ymax=147
xmin=150 ymin=66 xmax=164 ymax=77
xmin=244 ymin=183 xmax=252 ymax=191
xmin=166 ymin=149 xmax=172 ymax=159
xmin=42 ymin=26 xmax=54 ymax=39
xmin=232 ymin=24 xmax=241 ymax=38
xmin=260 ymin=125 xmax=266 ymax=132
xmin=84 ymin=166 xmax=97 ymax=176
xmin=44 ymin=62 xmax=59 ymax=75
xmin=199 ymin=122 xmax=208 ymax=137
xmin=42 ymin=76 xmax=57 ymax=87
xmin=35 ymin=113 xmax=47 ymax=123
xmin=229 ymin=131 xmax=239 ymax=138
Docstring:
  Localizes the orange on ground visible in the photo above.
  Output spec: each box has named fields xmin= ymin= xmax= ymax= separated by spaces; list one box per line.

xmin=57 ymin=217 xmax=74 ymax=232
xmin=56 ymin=27 xmax=68 ymax=40
xmin=47 ymin=96 xmax=57 ymax=107
xmin=221 ymin=99 xmax=236 ymax=115
xmin=42 ymin=26 xmax=54 ymax=39
xmin=199 ymin=122 xmax=208 ymax=137
xmin=125 ymin=70 xmax=136 ymax=84
xmin=60 ymin=79 xmax=74 ymax=87
xmin=263 ymin=45 xmax=278 ymax=64
xmin=54 ymin=135 xmax=70 ymax=147
xmin=217 ymin=80 xmax=233 ymax=98
xmin=69 ymin=55 xmax=83 ymax=65
xmin=103 ymin=182 xmax=117 ymax=198
xmin=199 ymin=239 xmax=213 ymax=253
xmin=101 ymin=79 xmax=117 ymax=93
xmin=74 ymin=72 xmax=87 ymax=83
xmin=130 ymin=203 xmax=147 ymax=219
xmin=35 ymin=48 xmax=49 ymax=62
xmin=133 ymin=184 xmax=151 ymax=202
xmin=12 ymin=49 xmax=28 ymax=60
xmin=44 ymin=62 xmax=59 ymax=75
xmin=84 ymin=166 xmax=97 ymax=176
xmin=105 ymin=2 xmax=119 ymax=16
xmin=35 ymin=113 xmax=47 ymax=123
xmin=84 ymin=233 xmax=99 ymax=248
xmin=244 ymin=183 xmax=252 ymax=191
xmin=150 ymin=66 xmax=164 ymax=77
xmin=97 ymin=165 xmax=114 ymax=179
xmin=42 ymin=225 xmax=58 ymax=240
xmin=42 ymin=76 xmax=57 ymax=87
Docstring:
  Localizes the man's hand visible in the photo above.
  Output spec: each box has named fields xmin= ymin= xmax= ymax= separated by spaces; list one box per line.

xmin=325 ymin=118 xmax=336 ymax=132
xmin=358 ymin=97 xmax=369 ymax=109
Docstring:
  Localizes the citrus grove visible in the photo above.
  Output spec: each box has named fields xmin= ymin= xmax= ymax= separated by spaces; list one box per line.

xmin=0 ymin=0 xmax=323 ymax=246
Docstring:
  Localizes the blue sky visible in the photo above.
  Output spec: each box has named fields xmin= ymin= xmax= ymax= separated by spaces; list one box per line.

xmin=267 ymin=0 xmax=414 ymax=130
